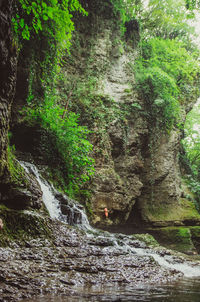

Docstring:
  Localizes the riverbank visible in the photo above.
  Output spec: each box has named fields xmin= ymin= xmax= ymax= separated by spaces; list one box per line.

xmin=0 ymin=215 xmax=200 ymax=302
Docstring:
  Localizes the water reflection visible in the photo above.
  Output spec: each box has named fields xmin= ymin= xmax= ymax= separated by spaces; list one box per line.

xmin=21 ymin=277 xmax=200 ymax=302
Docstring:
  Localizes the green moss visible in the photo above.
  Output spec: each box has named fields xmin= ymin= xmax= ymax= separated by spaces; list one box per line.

xmin=144 ymin=198 xmax=200 ymax=222
xmin=149 ymin=227 xmax=196 ymax=253
xmin=190 ymin=226 xmax=200 ymax=253
xmin=0 ymin=205 xmax=52 ymax=247
xmin=7 ymin=145 xmax=28 ymax=186
xmin=133 ymin=233 xmax=159 ymax=247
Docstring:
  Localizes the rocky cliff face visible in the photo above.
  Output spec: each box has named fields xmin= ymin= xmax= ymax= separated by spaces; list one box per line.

xmin=8 ymin=1 xmax=200 ymax=227
xmin=0 ymin=1 xmax=43 ymax=211
xmin=61 ymin=6 xmax=200 ymax=228
xmin=0 ymin=0 xmax=17 ymax=181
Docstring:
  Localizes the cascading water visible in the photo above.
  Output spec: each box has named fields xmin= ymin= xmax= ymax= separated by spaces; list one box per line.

xmin=129 ymin=246 xmax=200 ymax=278
xmin=20 ymin=161 xmax=200 ymax=279
xmin=20 ymin=161 xmax=60 ymax=219
xmin=20 ymin=161 xmax=91 ymax=229
xmin=93 ymin=232 xmax=200 ymax=278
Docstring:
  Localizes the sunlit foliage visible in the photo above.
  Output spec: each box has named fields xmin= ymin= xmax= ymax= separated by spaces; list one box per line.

xmin=12 ymin=0 xmax=87 ymax=51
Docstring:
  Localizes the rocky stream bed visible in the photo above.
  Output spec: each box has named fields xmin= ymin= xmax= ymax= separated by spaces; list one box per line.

xmin=1 ymin=217 xmax=200 ymax=302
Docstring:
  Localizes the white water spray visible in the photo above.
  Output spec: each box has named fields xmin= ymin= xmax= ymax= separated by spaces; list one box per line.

xmin=20 ymin=161 xmax=61 ymax=219
xmin=20 ymin=161 xmax=91 ymax=229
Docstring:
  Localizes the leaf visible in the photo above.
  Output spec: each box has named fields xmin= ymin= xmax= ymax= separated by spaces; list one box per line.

xmin=32 ymin=2 xmax=37 ymax=8
xmin=22 ymin=24 xmax=30 ymax=40
xmin=19 ymin=18 xmax=25 ymax=28
xmin=42 ymin=2 xmax=47 ymax=9
xmin=42 ymin=14 xmax=49 ymax=21
xmin=131 ymin=103 xmax=142 ymax=109
xmin=46 ymin=7 xmax=54 ymax=19
xmin=51 ymin=0 xmax=58 ymax=5
xmin=154 ymin=98 xmax=165 ymax=106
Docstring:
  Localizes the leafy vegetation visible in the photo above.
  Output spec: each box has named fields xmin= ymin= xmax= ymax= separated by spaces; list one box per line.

xmin=185 ymin=0 xmax=200 ymax=9
xmin=110 ymin=0 xmax=142 ymax=30
xmin=184 ymin=103 xmax=200 ymax=171
xmin=135 ymin=38 xmax=200 ymax=130
xmin=12 ymin=0 xmax=96 ymax=198
xmin=23 ymin=88 xmax=95 ymax=197
xmin=141 ymin=0 xmax=195 ymax=41
xmin=10 ymin=0 xmax=200 ymax=210
xmin=12 ymin=0 xmax=87 ymax=52
xmin=182 ymin=103 xmax=200 ymax=207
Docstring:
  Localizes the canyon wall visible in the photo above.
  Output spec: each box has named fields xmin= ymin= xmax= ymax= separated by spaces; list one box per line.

xmin=60 ymin=6 xmax=200 ymax=228
xmin=4 ymin=0 xmax=200 ymax=227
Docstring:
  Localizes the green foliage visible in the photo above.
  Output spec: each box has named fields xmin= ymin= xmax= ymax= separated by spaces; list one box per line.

xmin=12 ymin=0 xmax=87 ymax=52
xmin=13 ymin=0 xmax=92 ymax=199
xmin=7 ymin=145 xmax=27 ymax=186
xmin=186 ymin=176 xmax=200 ymax=210
xmin=182 ymin=103 xmax=200 ymax=210
xmin=109 ymin=0 xmax=142 ymax=33
xmin=23 ymin=90 xmax=95 ymax=197
xmin=185 ymin=0 xmax=200 ymax=9
xmin=141 ymin=0 xmax=195 ymax=41
xmin=183 ymin=103 xmax=200 ymax=171
xmin=110 ymin=0 xmax=142 ymax=22
xmin=135 ymin=37 xmax=200 ymax=130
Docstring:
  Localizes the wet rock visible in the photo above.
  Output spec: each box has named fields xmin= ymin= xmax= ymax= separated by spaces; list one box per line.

xmin=0 ymin=218 xmax=197 ymax=302
xmin=126 ymin=239 xmax=147 ymax=249
xmin=88 ymin=237 xmax=115 ymax=247
xmin=60 ymin=204 xmax=82 ymax=225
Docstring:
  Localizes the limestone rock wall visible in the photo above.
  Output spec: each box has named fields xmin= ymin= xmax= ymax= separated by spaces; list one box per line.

xmin=63 ymin=6 xmax=200 ymax=228
xmin=8 ymin=0 xmax=200 ymax=225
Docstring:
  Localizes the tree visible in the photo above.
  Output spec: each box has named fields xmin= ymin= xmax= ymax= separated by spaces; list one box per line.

xmin=185 ymin=0 xmax=200 ymax=9
xmin=141 ymin=0 xmax=195 ymax=40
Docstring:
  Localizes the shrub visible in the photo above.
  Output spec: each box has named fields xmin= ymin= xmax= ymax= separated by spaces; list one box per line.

xmin=24 ymin=92 xmax=95 ymax=196
xmin=135 ymin=38 xmax=200 ymax=130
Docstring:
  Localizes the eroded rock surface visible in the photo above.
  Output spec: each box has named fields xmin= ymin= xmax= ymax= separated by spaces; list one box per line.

xmin=36 ymin=1 xmax=197 ymax=229
xmin=0 ymin=0 xmax=17 ymax=180
xmin=0 ymin=220 xmax=185 ymax=302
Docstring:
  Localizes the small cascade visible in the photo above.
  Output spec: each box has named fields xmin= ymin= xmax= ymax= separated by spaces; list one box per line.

xmin=20 ymin=161 xmax=91 ymax=229
xmin=85 ymin=231 xmax=200 ymax=278
xmin=20 ymin=161 xmax=200 ymax=279
xmin=131 ymin=247 xmax=200 ymax=278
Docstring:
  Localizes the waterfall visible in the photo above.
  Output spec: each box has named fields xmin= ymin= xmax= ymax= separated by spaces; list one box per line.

xmin=20 ymin=161 xmax=200 ymax=278
xmin=20 ymin=161 xmax=91 ymax=229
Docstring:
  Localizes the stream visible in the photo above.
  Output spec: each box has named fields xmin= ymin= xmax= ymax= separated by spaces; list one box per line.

xmin=4 ymin=162 xmax=200 ymax=301
xmin=20 ymin=278 xmax=200 ymax=301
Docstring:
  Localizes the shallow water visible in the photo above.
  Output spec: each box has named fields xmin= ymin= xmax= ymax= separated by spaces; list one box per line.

xmin=21 ymin=278 xmax=200 ymax=302
xmin=18 ymin=161 xmax=200 ymax=302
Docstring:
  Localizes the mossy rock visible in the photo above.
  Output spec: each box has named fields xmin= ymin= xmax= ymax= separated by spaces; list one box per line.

xmin=149 ymin=227 xmax=196 ymax=254
xmin=0 ymin=205 xmax=52 ymax=247
xmin=190 ymin=226 xmax=200 ymax=254
xmin=143 ymin=199 xmax=200 ymax=225
xmin=133 ymin=233 xmax=159 ymax=247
